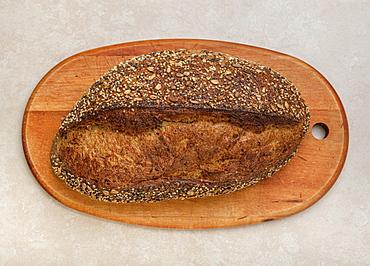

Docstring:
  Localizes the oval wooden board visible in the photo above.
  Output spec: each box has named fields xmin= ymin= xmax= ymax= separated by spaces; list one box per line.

xmin=22 ymin=39 xmax=348 ymax=229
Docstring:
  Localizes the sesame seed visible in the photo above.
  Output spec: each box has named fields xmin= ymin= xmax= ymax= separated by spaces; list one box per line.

xmin=155 ymin=84 xmax=162 ymax=90
xmin=149 ymin=95 xmax=158 ymax=100
xmin=232 ymin=63 xmax=242 ymax=68
xmin=169 ymin=97 xmax=178 ymax=102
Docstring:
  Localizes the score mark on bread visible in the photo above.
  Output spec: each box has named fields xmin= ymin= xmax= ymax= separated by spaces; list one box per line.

xmin=50 ymin=49 xmax=310 ymax=203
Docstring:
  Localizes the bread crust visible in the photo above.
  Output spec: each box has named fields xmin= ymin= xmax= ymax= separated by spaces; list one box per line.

xmin=51 ymin=49 xmax=310 ymax=203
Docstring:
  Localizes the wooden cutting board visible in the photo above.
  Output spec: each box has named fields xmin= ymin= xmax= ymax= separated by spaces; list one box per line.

xmin=22 ymin=39 xmax=348 ymax=229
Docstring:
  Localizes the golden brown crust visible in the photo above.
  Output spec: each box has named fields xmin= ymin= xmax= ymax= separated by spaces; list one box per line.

xmin=51 ymin=49 xmax=310 ymax=203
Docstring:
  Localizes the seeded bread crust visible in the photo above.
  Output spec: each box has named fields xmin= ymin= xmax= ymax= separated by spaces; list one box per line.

xmin=51 ymin=49 xmax=310 ymax=203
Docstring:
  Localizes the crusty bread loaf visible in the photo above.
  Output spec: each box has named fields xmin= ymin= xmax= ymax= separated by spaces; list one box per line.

xmin=51 ymin=49 xmax=310 ymax=203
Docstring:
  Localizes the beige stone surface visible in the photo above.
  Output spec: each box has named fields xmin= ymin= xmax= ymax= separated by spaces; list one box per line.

xmin=1 ymin=0 xmax=369 ymax=265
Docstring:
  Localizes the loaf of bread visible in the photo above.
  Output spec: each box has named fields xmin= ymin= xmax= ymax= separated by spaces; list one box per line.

xmin=51 ymin=49 xmax=310 ymax=203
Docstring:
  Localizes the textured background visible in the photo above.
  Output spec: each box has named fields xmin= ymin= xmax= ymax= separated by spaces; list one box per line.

xmin=1 ymin=0 xmax=369 ymax=265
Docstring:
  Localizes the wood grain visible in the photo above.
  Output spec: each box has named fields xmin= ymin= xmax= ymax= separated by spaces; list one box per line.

xmin=22 ymin=39 xmax=348 ymax=229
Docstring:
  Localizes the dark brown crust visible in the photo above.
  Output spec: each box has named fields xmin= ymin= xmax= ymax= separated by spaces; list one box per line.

xmin=50 ymin=49 xmax=310 ymax=203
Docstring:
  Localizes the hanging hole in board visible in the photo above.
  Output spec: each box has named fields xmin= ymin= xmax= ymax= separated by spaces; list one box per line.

xmin=312 ymin=123 xmax=329 ymax=140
